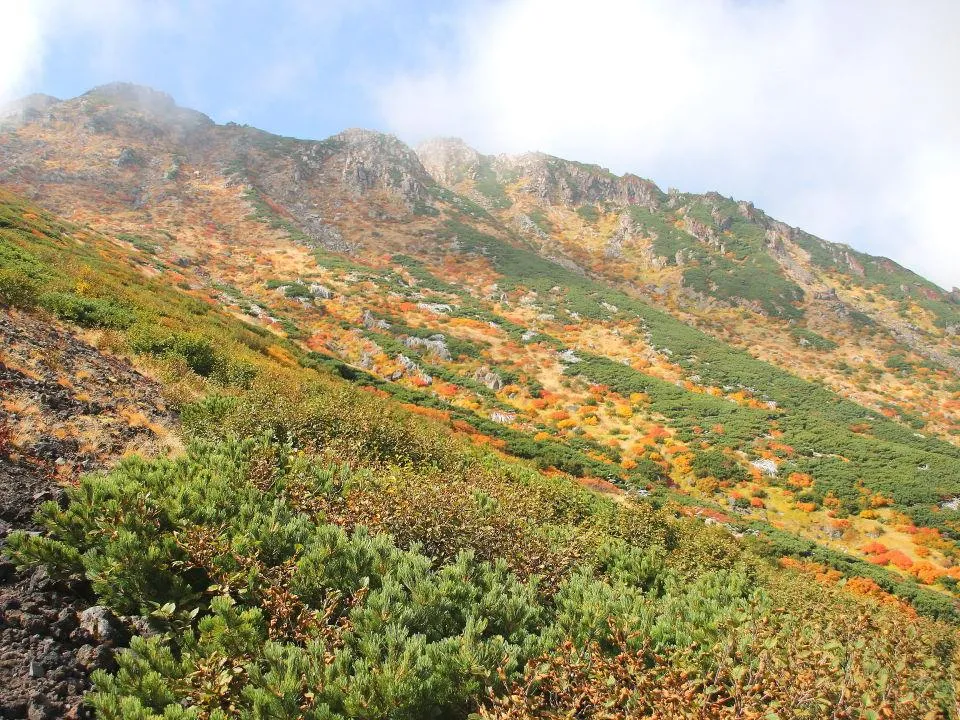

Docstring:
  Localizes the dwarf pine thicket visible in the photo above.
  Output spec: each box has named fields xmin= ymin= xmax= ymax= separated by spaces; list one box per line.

xmin=9 ymin=418 xmax=959 ymax=718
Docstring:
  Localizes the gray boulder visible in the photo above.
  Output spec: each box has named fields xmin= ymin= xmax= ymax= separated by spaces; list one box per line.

xmin=79 ymin=606 xmax=126 ymax=645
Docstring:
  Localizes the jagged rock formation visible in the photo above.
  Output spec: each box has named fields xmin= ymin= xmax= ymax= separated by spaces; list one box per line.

xmin=332 ymin=128 xmax=434 ymax=205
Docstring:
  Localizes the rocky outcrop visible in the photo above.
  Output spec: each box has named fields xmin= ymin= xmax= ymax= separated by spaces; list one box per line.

xmin=416 ymin=138 xmax=482 ymax=186
xmin=683 ymin=216 xmax=721 ymax=251
xmin=515 ymin=214 xmax=549 ymax=240
xmin=417 ymin=139 xmax=663 ymax=210
xmin=737 ymin=200 xmax=757 ymax=220
xmin=844 ymin=252 xmax=865 ymax=277
xmin=309 ymin=283 xmax=334 ymax=300
xmin=403 ymin=335 xmax=452 ymax=361
xmin=766 ymin=229 xmax=816 ymax=285
xmin=498 ymin=153 xmax=662 ymax=208
xmin=887 ymin=321 xmax=960 ymax=373
xmin=751 ymin=458 xmax=779 ymax=477
xmin=604 ymin=213 xmax=641 ymax=260
xmin=473 ymin=366 xmax=504 ymax=391
xmin=417 ymin=302 xmax=452 ymax=314
xmin=395 ymin=354 xmax=431 ymax=384
xmin=297 ymin=214 xmax=353 ymax=253
xmin=362 ymin=310 xmax=390 ymax=330
xmin=332 ymin=129 xmax=434 ymax=206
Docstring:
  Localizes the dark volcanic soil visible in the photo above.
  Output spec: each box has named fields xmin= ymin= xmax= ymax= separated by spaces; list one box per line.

xmin=0 ymin=309 xmax=178 ymax=718
xmin=0 ymin=449 xmax=101 ymax=719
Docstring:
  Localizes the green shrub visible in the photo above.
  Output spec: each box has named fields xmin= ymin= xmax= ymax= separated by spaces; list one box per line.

xmin=39 ymin=291 xmax=136 ymax=328
xmin=128 ymin=326 xmax=218 ymax=376
xmin=885 ymin=353 xmax=913 ymax=374
xmin=691 ymin=449 xmax=747 ymax=482
xmin=0 ymin=267 xmax=39 ymax=307
xmin=576 ymin=204 xmax=599 ymax=223
xmin=791 ymin=327 xmax=838 ymax=351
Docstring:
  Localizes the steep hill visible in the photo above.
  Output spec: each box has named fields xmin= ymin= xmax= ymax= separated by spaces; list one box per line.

xmin=1 ymin=84 xmax=960 ymax=716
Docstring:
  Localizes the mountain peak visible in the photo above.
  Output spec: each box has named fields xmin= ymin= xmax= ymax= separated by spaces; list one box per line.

xmin=84 ymin=82 xmax=177 ymax=111
xmin=82 ymin=82 xmax=214 ymax=127
xmin=0 ymin=93 xmax=61 ymax=127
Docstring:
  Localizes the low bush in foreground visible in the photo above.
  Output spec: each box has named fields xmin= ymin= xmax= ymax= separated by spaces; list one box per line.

xmin=9 ymin=433 xmax=958 ymax=719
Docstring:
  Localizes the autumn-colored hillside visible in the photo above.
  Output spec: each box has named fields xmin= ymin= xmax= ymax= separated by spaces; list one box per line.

xmin=2 ymin=83 xmax=959 ymax=612
xmin=1 ymin=86 xmax=960 ymax=715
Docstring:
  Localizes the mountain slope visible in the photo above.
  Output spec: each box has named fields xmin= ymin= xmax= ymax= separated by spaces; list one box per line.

xmin=0 ymin=183 xmax=957 ymax=719
xmin=1 ymin=84 xmax=959 ymax=615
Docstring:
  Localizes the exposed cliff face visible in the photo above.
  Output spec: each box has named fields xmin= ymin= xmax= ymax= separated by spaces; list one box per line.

xmin=416 ymin=137 xmax=482 ymax=186
xmin=493 ymin=152 xmax=662 ymax=209
xmin=416 ymin=139 xmax=663 ymax=209
xmin=330 ymin=128 xmax=434 ymax=205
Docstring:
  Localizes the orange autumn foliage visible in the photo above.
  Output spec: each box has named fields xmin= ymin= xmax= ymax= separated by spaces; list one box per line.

xmin=860 ymin=541 xmax=888 ymax=555
xmin=883 ymin=550 xmax=914 ymax=570
xmin=778 ymin=557 xmax=842 ymax=584
xmin=401 ymin=404 xmax=450 ymax=423
xmin=435 ymin=383 xmax=458 ymax=398
xmin=869 ymin=493 xmax=893 ymax=508
xmin=450 ymin=419 xmax=474 ymax=434
xmin=844 ymin=577 xmax=917 ymax=618
xmin=909 ymin=562 xmax=945 ymax=585
xmin=787 ymin=472 xmax=813 ymax=489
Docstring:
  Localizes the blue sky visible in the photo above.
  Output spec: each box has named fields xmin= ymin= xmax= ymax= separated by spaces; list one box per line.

xmin=3 ymin=0 xmax=959 ymax=288
xmin=15 ymin=0 xmax=454 ymax=140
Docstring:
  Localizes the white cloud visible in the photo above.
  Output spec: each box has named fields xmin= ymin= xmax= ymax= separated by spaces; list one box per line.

xmin=375 ymin=0 xmax=960 ymax=289
xmin=0 ymin=0 xmax=183 ymax=103
xmin=0 ymin=0 xmax=48 ymax=101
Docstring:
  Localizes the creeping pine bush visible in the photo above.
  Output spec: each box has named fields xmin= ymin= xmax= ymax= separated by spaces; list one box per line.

xmin=0 ymin=267 xmax=40 ymax=307
xmin=691 ymin=448 xmax=747 ymax=482
xmin=17 ymin=435 xmax=946 ymax=719
xmin=39 ymin=291 xmax=137 ymax=329
xmin=128 ymin=325 xmax=219 ymax=377
xmin=8 ymin=437 xmax=547 ymax=719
